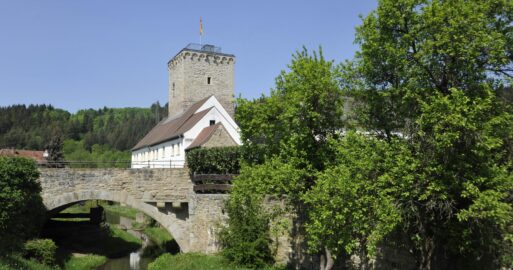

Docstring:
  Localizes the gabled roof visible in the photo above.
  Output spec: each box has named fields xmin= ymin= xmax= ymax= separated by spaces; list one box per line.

xmin=186 ymin=123 xmax=223 ymax=150
xmin=132 ymin=96 xmax=213 ymax=150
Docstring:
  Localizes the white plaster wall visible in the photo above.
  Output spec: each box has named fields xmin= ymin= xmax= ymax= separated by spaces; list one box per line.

xmin=131 ymin=137 xmax=185 ymax=168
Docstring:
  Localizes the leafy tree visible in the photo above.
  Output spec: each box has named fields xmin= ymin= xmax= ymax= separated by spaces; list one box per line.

xmin=349 ymin=0 xmax=513 ymax=138
xmin=228 ymin=48 xmax=345 ymax=269
xmin=305 ymin=132 xmax=402 ymax=269
xmin=221 ymin=159 xmax=306 ymax=269
xmin=237 ymin=47 xmax=344 ymax=175
xmin=0 ymin=157 xmax=46 ymax=253
xmin=45 ymin=132 xmax=64 ymax=166
xmin=346 ymin=0 xmax=513 ymax=268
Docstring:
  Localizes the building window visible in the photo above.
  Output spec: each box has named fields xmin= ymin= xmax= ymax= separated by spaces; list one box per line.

xmin=207 ymin=77 xmax=211 ymax=85
xmin=171 ymin=145 xmax=175 ymax=157
xmin=209 ymin=120 xmax=215 ymax=126
xmin=162 ymin=147 xmax=165 ymax=158
xmin=172 ymin=83 xmax=175 ymax=97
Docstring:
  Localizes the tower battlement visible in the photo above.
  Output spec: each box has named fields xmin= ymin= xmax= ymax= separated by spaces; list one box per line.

xmin=167 ymin=44 xmax=235 ymax=117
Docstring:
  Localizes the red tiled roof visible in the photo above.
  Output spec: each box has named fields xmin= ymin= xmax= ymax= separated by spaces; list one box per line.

xmin=186 ymin=123 xmax=222 ymax=150
xmin=132 ymin=96 xmax=212 ymax=150
xmin=0 ymin=149 xmax=47 ymax=164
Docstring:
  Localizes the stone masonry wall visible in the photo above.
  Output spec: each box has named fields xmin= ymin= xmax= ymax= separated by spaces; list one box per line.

xmin=168 ymin=49 xmax=235 ymax=118
xmin=39 ymin=168 xmax=192 ymax=209
xmin=203 ymin=124 xmax=237 ymax=148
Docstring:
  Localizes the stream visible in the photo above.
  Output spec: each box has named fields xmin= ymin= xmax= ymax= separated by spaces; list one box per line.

xmin=97 ymin=213 xmax=162 ymax=270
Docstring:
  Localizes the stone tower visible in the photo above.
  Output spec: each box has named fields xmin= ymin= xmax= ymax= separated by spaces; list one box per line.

xmin=167 ymin=44 xmax=235 ymax=117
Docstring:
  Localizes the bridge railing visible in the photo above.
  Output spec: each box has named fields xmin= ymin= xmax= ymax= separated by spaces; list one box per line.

xmin=40 ymin=161 xmax=131 ymax=168
xmin=40 ymin=160 xmax=185 ymax=169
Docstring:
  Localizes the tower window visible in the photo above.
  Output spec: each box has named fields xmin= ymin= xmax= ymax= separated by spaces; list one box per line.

xmin=172 ymin=83 xmax=175 ymax=97
xmin=210 ymin=120 xmax=215 ymax=126
xmin=207 ymin=77 xmax=211 ymax=85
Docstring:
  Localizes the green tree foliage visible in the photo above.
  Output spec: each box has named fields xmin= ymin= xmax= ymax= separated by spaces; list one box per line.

xmin=0 ymin=105 xmax=69 ymax=150
xmin=345 ymin=0 xmax=513 ymax=268
xmin=0 ymin=157 xmax=46 ymax=253
xmin=23 ymin=239 xmax=57 ymax=266
xmin=229 ymin=1 xmax=513 ymax=269
xmin=45 ymin=132 xmax=64 ymax=167
xmin=220 ymin=188 xmax=274 ymax=268
xmin=0 ymin=102 xmax=167 ymax=164
xmin=62 ymin=140 xmax=131 ymax=168
xmin=220 ymin=160 xmax=305 ymax=269
xmin=349 ymin=0 xmax=513 ymax=137
xmin=304 ymin=132 xmax=402 ymax=268
xmin=236 ymin=47 xmax=344 ymax=181
xmin=225 ymin=48 xmax=345 ymax=269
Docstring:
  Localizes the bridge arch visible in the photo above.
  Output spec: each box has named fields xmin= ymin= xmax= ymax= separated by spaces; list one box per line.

xmin=44 ymin=190 xmax=190 ymax=252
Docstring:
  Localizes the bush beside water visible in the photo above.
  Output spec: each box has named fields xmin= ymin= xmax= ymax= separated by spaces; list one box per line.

xmin=24 ymin=239 xmax=57 ymax=266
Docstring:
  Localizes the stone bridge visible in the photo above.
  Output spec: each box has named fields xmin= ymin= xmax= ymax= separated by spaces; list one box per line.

xmin=38 ymin=168 xmax=228 ymax=253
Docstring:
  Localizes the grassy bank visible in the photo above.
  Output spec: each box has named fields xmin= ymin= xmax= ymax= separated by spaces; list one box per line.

xmin=144 ymin=227 xmax=173 ymax=246
xmin=0 ymin=254 xmax=54 ymax=270
xmin=103 ymin=204 xmax=139 ymax=219
xmin=148 ymin=253 xmax=284 ymax=270
xmin=63 ymin=254 xmax=107 ymax=270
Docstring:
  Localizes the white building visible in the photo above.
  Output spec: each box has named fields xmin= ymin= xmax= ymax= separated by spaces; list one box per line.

xmin=131 ymin=44 xmax=241 ymax=168
xmin=131 ymin=96 xmax=240 ymax=168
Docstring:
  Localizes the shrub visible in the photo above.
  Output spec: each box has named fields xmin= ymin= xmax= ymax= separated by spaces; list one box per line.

xmin=186 ymin=146 xmax=241 ymax=174
xmin=23 ymin=239 xmax=57 ymax=266
xmin=0 ymin=157 xmax=46 ymax=253
xmin=219 ymin=194 xmax=274 ymax=268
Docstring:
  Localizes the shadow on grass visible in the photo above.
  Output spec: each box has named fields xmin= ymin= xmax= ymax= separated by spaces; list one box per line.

xmin=42 ymin=219 xmax=142 ymax=266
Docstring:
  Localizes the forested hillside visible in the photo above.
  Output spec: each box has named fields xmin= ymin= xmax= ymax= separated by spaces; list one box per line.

xmin=0 ymin=102 xmax=167 ymax=162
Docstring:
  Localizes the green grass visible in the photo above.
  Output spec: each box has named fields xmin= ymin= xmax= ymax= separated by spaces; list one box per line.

xmin=110 ymin=226 xmax=142 ymax=246
xmin=103 ymin=204 xmax=139 ymax=219
xmin=63 ymin=254 xmax=107 ymax=270
xmin=0 ymin=254 xmax=55 ymax=270
xmin=143 ymin=227 xmax=173 ymax=246
xmin=148 ymin=253 xmax=284 ymax=270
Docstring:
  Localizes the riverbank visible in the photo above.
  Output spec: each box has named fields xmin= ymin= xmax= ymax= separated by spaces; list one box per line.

xmin=148 ymin=253 xmax=285 ymax=270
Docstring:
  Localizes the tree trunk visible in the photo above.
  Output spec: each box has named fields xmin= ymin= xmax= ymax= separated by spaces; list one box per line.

xmin=320 ymin=247 xmax=334 ymax=270
xmin=360 ymin=245 xmax=369 ymax=270
xmin=420 ymin=236 xmax=434 ymax=270
xmin=320 ymin=251 xmax=325 ymax=270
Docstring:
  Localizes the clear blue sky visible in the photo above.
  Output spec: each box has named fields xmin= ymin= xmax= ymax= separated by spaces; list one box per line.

xmin=0 ymin=0 xmax=377 ymax=112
